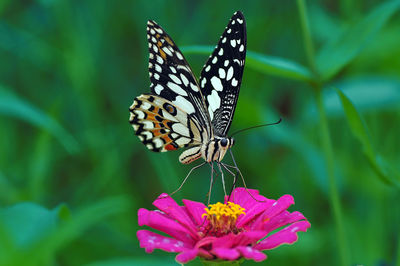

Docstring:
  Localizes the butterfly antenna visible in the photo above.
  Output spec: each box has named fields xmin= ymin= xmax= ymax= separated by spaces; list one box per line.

xmin=230 ymin=117 xmax=282 ymax=137
xmin=170 ymin=162 xmax=207 ymax=196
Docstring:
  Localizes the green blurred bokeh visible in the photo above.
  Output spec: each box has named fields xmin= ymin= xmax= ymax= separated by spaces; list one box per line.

xmin=0 ymin=0 xmax=399 ymax=265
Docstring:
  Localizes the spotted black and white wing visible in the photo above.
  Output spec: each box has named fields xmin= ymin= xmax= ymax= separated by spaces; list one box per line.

xmin=199 ymin=11 xmax=246 ymax=137
xmin=146 ymin=20 xmax=211 ymax=135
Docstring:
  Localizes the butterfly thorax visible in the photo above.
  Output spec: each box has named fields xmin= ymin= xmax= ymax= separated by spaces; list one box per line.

xmin=202 ymin=136 xmax=235 ymax=163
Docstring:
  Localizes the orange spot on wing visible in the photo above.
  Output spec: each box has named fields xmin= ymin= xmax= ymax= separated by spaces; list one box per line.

xmin=165 ymin=36 xmax=174 ymax=46
xmin=165 ymin=144 xmax=177 ymax=151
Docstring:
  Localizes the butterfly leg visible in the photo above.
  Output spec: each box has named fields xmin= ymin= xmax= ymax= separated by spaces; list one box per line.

xmin=227 ymin=149 xmax=265 ymax=203
xmin=170 ymin=161 xmax=206 ymax=196
xmin=217 ymin=163 xmax=228 ymax=199
xmin=207 ymin=162 xmax=215 ymax=206
xmin=221 ymin=163 xmax=237 ymax=202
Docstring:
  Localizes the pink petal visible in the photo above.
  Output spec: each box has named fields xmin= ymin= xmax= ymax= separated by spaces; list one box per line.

xmin=261 ymin=211 xmax=306 ymax=233
xmin=212 ymin=247 xmax=241 ymax=260
xmin=182 ymin=199 xmax=208 ymax=226
xmin=211 ymin=233 xmax=236 ymax=249
xmin=228 ymin=188 xmax=265 ymax=210
xmin=153 ymin=194 xmax=198 ymax=236
xmin=175 ymin=248 xmax=199 ymax=263
xmin=237 ymin=246 xmax=267 ymax=262
xmin=138 ymin=208 xmax=195 ymax=244
xmin=248 ymin=194 xmax=295 ymax=230
xmin=255 ymin=220 xmax=311 ymax=250
xmin=233 ymin=231 xmax=268 ymax=247
xmin=236 ymin=200 xmax=275 ymax=227
xmin=211 ymin=231 xmax=266 ymax=250
xmin=137 ymin=230 xmax=189 ymax=253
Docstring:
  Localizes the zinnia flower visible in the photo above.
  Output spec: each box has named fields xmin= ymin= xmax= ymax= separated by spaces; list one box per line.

xmin=137 ymin=187 xmax=310 ymax=263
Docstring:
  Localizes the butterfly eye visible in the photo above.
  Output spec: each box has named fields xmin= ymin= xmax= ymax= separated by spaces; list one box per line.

xmin=220 ymin=138 xmax=228 ymax=147
xmin=163 ymin=103 xmax=177 ymax=115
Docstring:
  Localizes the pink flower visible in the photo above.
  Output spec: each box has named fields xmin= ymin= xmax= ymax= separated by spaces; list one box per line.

xmin=137 ymin=187 xmax=310 ymax=263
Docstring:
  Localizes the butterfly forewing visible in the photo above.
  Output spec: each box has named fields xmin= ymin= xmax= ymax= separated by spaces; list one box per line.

xmin=199 ymin=11 xmax=246 ymax=136
xmin=147 ymin=20 xmax=211 ymax=134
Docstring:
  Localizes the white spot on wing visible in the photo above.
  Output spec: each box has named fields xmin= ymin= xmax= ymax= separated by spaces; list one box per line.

xmin=230 ymin=39 xmax=236 ymax=48
xmin=176 ymin=52 xmax=184 ymax=60
xmin=156 ymin=55 xmax=164 ymax=64
xmin=154 ymin=84 xmax=163 ymax=94
xmin=134 ymin=110 xmax=145 ymax=119
xmin=169 ymin=66 xmax=177 ymax=73
xmin=162 ymin=47 xmax=173 ymax=56
xmin=167 ymin=82 xmax=187 ymax=96
xmin=169 ymin=74 xmax=182 ymax=84
xmin=211 ymin=77 xmax=223 ymax=91
xmin=207 ymin=90 xmax=221 ymax=120
xmin=175 ymin=136 xmax=191 ymax=146
xmin=173 ymin=95 xmax=195 ymax=114
xmin=212 ymin=57 xmax=217 ymax=64
xmin=218 ymin=68 xmax=226 ymax=79
xmin=226 ymin=66 xmax=233 ymax=81
xmin=153 ymin=138 xmax=163 ymax=148
xmin=180 ymin=74 xmax=189 ymax=86
xmin=190 ymin=82 xmax=199 ymax=92
xmin=143 ymin=131 xmax=152 ymax=140
xmin=232 ymin=78 xmax=238 ymax=87
xmin=218 ymin=48 xmax=223 ymax=56
xmin=172 ymin=123 xmax=190 ymax=137
xmin=201 ymin=78 xmax=206 ymax=88
xmin=205 ymin=65 xmax=211 ymax=72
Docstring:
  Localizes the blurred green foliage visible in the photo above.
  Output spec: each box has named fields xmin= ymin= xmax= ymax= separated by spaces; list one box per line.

xmin=0 ymin=0 xmax=399 ymax=265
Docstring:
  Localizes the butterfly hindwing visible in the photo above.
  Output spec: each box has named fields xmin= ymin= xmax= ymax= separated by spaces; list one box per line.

xmin=199 ymin=11 xmax=246 ymax=136
xmin=147 ymin=20 xmax=211 ymax=133
xmin=129 ymin=94 xmax=203 ymax=152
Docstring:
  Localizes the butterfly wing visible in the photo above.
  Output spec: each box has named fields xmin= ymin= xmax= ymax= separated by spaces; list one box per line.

xmin=129 ymin=94 xmax=204 ymax=152
xmin=146 ymin=20 xmax=211 ymax=135
xmin=199 ymin=11 xmax=246 ymax=137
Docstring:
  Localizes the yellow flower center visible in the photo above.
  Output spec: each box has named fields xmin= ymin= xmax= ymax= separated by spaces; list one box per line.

xmin=202 ymin=202 xmax=245 ymax=235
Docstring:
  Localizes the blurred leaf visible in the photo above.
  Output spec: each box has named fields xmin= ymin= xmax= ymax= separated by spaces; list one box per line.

xmin=0 ymin=202 xmax=68 ymax=251
xmin=181 ymin=46 xmax=313 ymax=82
xmin=305 ymin=76 xmax=400 ymax=119
xmin=0 ymin=171 xmax=19 ymax=202
xmin=316 ymin=0 xmax=400 ymax=81
xmin=0 ymin=86 xmax=79 ymax=153
xmin=335 ymin=88 xmax=400 ymax=187
xmin=7 ymin=196 xmax=130 ymax=266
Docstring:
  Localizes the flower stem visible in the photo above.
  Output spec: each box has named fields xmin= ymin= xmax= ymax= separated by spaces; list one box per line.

xmin=296 ymin=0 xmax=350 ymax=265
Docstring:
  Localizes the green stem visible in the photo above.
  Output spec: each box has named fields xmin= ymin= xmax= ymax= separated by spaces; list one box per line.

xmin=315 ymin=89 xmax=350 ymax=266
xmin=296 ymin=0 xmax=317 ymax=76
xmin=296 ymin=0 xmax=350 ymax=265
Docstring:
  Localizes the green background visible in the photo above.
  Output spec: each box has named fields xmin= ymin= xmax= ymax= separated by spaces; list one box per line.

xmin=1 ymin=0 xmax=400 ymax=265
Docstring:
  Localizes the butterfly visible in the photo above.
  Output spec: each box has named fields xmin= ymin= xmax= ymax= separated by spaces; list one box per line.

xmin=129 ymin=11 xmax=246 ymax=169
